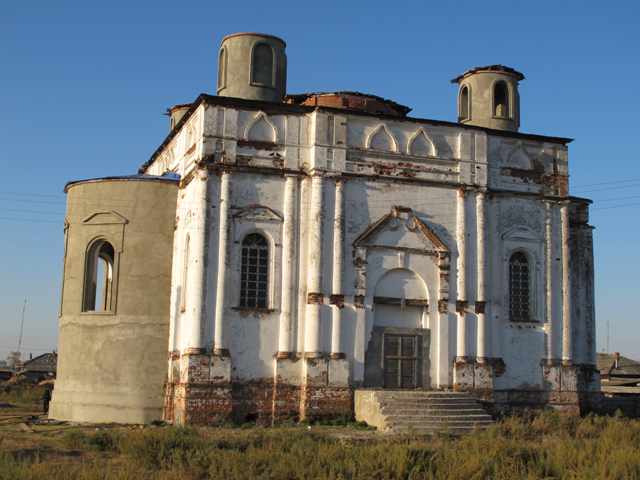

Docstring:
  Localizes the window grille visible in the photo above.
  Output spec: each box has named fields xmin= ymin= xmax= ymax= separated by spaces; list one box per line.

xmin=240 ymin=233 xmax=269 ymax=308
xmin=509 ymin=251 xmax=530 ymax=322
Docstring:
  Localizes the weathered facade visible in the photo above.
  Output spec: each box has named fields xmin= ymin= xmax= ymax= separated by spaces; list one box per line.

xmin=51 ymin=32 xmax=598 ymax=425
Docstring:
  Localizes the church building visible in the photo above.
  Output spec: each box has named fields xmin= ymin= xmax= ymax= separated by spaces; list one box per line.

xmin=50 ymin=33 xmax=598 ymax=425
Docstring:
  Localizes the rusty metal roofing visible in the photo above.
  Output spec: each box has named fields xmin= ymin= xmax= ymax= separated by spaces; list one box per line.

xmin=285 ymin=91 xmax=412 ymax=117
xmin=451 ymin=65 xmax=525 ymax=83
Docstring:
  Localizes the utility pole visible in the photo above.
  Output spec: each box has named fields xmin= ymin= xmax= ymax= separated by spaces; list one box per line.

xmin=606 ymin=318 xmax=611 ymax=354
xmin=17 ymin=298 xmax=26 ymax=355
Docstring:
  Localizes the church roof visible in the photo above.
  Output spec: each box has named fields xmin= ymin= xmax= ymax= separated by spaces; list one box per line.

xmin=140 ymin=93 xmax=572 ymax=173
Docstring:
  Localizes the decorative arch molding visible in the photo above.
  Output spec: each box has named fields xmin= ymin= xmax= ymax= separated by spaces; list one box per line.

xmin=365 ymin=124 xmax=398 ymax=153
xmin=374 ymin=268 xmax=429 ymax=302
xmin=244 ymin=111 xmax=277 ymax=143
xmin=499 ymin=205 xmax=543 ymax=235
xmin=232 ymin=204 xmax=283 ymax=223
xmin=505 ymin=142 xmax=533 ymax=170
xmin=407 ymin=128 xmax=437 ymax=157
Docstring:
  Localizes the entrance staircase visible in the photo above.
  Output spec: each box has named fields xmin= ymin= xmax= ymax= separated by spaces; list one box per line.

xmin=355 ymin=390 xmax=494 ymax=434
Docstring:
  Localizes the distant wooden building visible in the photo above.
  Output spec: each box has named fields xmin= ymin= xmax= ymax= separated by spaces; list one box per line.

xmin=598 ymin=352 xmax=640 ymax=395
xmin=17 ymin=352 xmax=57 ymax=382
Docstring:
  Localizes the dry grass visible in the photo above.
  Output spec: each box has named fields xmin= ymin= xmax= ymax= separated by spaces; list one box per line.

xmin=1 ymin=410 xmax=640 ymax=479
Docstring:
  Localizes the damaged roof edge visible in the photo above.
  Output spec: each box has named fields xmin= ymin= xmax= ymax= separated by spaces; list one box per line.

xmin=139 ymin=93 xmax=573 ymax=173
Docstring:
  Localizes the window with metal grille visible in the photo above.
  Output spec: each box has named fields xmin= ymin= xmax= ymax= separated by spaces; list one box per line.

xmin=509 ymin=251 xmax=530 ymax=322
xmin=240 ymin=233 xmax=269 ymax=308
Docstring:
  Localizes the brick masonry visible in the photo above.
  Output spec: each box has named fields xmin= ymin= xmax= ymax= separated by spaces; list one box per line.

xmin=163 ymin=353 xmax=353 ymax=425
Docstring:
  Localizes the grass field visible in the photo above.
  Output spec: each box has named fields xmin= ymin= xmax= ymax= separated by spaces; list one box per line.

xmin=2 ymin=386 xmax=640 ymax=479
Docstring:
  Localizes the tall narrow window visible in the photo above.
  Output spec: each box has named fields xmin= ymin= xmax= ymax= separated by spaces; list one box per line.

xmin=83 ymin=239 xmax=115 ymax=312
xmin=459 ymin=85 xmax=470 ymax=121
xmin=240 ymin=233 xmax=269 ymax=308
xmin=493 ymin=81 xmax=509 ymax=118
xmin=509 ymin=252 xmax=530 ymax=322
xmin=180 ymin=234 xmax=190 ymax=313
xmin=217 ymin=48 xmax=227 ymax=91
xmin=251 ymin=43 xmax=274 ymax=87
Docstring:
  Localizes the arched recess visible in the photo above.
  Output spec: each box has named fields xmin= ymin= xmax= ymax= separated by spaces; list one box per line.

xmin=373 ymin=268 xmax=428 ymax=329
xmin=459 ymin=84 xmax=470 ymax=121
xmin=250 ymin=42 xmax=275 ymax=87
xmin=217 ymin=47 xmax=227 ymax=91
xmin=493 ymin=80 xmax=510 ymax=118
xmin=366 ymin=124 xmax=398 ymax=152
xmin=245 ymin=112 xmax=277 ymax=143
xmin=407 ymin=128 xmax=437 ymax=157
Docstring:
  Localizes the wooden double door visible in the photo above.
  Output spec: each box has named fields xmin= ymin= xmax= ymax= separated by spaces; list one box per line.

xmin=383 ymin=333 xmax=419 ymax=389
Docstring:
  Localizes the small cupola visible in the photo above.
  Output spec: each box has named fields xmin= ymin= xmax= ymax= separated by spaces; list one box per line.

xmin=216 ymin=32 xmax=287 ymax=103
xmin=451 ymin=65 xmax=524 ymax=132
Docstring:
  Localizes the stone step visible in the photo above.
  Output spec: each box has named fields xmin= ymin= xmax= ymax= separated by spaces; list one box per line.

xmin=381 ymin=407 xmax=488 ymax=416
xmin=377 ymin=391 xmax=475 ymax=397
xmin=380 ymin=400 xmax=481 ymax=408
xmin=387 ymin=413 xmax=493 ymax=422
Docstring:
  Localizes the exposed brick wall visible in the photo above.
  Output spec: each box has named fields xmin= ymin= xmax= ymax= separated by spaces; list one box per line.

xmin=300 ymin=385 xmax=353 ymax=421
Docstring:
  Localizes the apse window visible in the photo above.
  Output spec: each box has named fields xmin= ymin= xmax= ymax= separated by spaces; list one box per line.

xmin=239 ymin=233 xmax=269 ymax=309
xmin=493 ymin=81 xmax=509 ymax=118
xmin=509 ymin=251 xmax=530 ymax=322
xmin=251 ymin=43 xmax=274 ymax=87
xmin=83 ymin=239 xmax=115 ymax=312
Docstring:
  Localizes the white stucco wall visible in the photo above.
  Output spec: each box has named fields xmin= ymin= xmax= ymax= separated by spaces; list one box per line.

xmin=148 ymin=97 xmax=592 ymax=392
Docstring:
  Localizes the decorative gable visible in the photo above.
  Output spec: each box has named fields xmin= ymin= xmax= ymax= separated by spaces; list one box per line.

xmin=366 ymin=124 xmax=398 ymax=152
xmin=354 ymin=206 xmax=448 ymax=254
xmin=233 ymin=204 xmax=283 ymax=223
xmin=82 ymin=211 xmax=128 ymax=225
xmin=407 ymin=128 xmax=437 ymax=157
xmin=245 ymin=112 xmax=277 ymax=143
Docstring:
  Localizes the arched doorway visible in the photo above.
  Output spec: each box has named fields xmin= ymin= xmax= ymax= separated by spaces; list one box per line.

xmin=364 ymin=269 xmax=430 ymax=389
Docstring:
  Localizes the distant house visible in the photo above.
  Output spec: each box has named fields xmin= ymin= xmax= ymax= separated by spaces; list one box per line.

xmin=17 ymin=352 xmax=57 ymax=382
xmin=598 ymin=352 xmax=640 ymax=395
xmin=0 ymin=367 xmax=12 ymax=382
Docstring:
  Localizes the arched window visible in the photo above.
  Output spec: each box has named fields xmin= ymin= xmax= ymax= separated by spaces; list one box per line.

xmin=217 ymin=47 xmax=227 ymax=91
xmin=251 ymin=43 xmax=274 ymax=87
xmin=459 ymin=85 xmax=470 ymax=121
xmin=493 ymin=81 xmax=509 ymax=118
xmin=509 ymin=251 xmax=530 ymax=322
xmin=83 ymin=239 xmax=115 ymax=312
xmin=240 ymin=233 xmax=269 ymax=308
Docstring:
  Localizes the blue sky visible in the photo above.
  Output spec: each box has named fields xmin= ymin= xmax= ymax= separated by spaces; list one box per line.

xmin=1 ymin=1 xmax=639 ymax=360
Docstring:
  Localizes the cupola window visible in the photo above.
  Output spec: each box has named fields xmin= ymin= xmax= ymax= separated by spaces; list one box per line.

xmin=251 ymin=43 xmax=274 ymax=87
xmin=459 ymin=85 xmax=470 ymax=121
xmin=493 ymin=81 xmax=509 ymax=118
xmin=218 ymin=47 xmax=227 ymax=91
